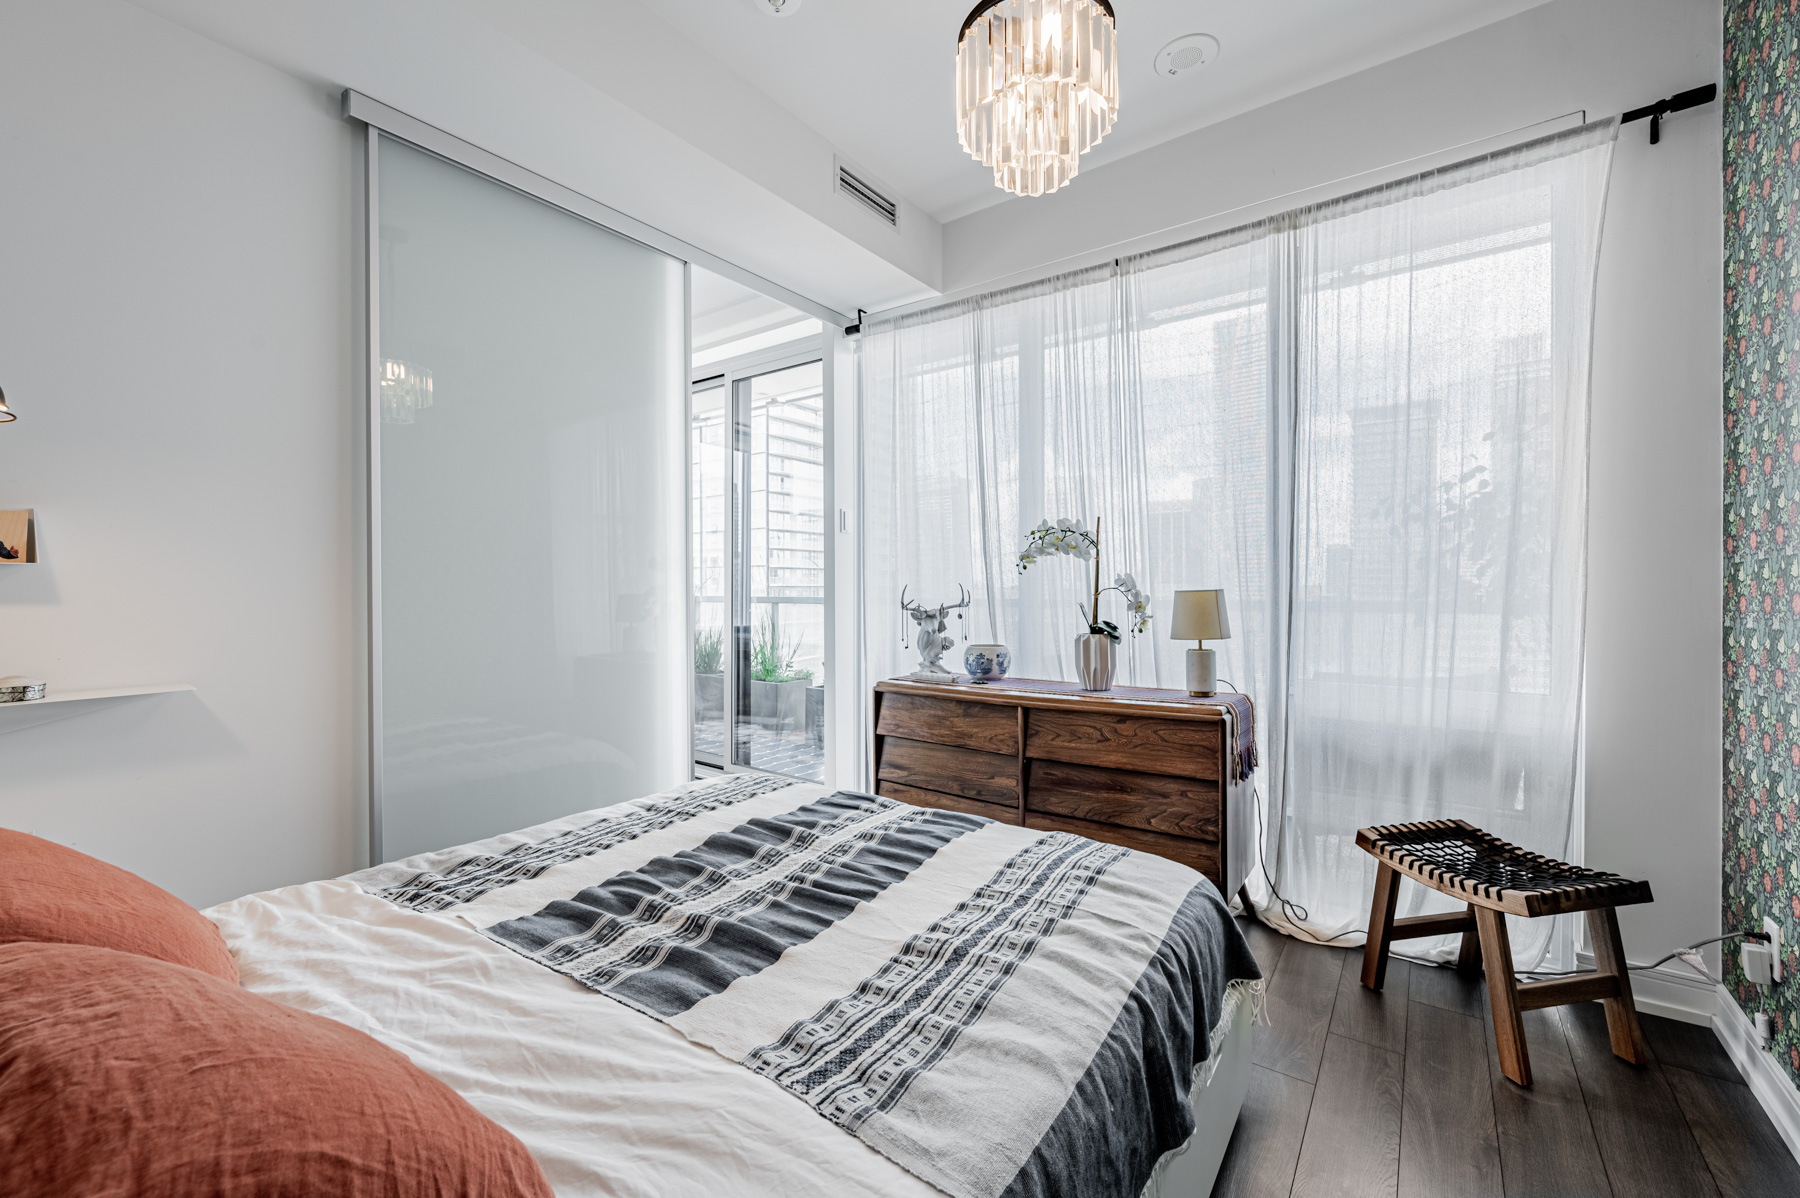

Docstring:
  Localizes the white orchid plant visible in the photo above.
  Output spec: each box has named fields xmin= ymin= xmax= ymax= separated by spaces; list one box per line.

xmin=1016 ymin=516 xmax=1151 ymax=643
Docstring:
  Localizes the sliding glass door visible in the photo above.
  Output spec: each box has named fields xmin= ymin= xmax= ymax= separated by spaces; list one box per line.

xmin=691 ymin=352 xmax=827 ymax=781
xmin=691 ymin=378 xmax=729 ymax=767
xmin=373 ymin=134 xmax=686 ymax=863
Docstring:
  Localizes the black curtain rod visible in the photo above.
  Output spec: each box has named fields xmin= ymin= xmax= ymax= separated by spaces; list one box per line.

xmin=846 ymin=82 xmax=1722 ymax=334
xmin=1621 ymin=83 xmax=1717 ymax=145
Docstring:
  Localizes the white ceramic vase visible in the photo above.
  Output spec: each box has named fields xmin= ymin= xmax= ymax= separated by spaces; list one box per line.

xmin=1074 ymin=633 xmax=1116 ymax=692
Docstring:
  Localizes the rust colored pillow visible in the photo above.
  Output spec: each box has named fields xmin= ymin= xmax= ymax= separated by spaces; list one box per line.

xmin=0 ymin=943 xmax=554 ymax=1198
xmin=0 ymin=826 xmax=238 ymax=982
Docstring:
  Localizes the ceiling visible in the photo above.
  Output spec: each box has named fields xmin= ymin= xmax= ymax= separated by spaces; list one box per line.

xmin=691 ymin=267 xmax=818 ymax=367
xmin=644 ymin=0 xmax=1553 ymax=223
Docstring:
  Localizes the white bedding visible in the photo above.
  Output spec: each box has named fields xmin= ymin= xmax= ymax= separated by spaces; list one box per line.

xmin=206 ymin=779 xmax=1250 ymax=1198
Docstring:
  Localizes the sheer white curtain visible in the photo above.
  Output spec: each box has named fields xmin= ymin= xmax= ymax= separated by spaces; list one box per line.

xmin=862 ymin=246 xmax=1271 ymax=689
xmin=862 ymin=123 xmax=1615 ymax=966
xmin=1272 ymin=127 xmax=1616 ymax=963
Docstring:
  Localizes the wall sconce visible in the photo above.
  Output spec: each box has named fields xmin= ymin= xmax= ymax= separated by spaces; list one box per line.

xmin=0 ymin=385 xmax=14 ymax=423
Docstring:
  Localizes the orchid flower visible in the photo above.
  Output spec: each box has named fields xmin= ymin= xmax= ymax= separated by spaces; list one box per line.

xmin=1015 ymin=516 xmax=1152 ymax=639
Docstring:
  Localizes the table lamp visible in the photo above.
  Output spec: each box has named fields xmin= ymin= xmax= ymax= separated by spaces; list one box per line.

xmin=1170 ymin=589 xmax=1230 ymax=697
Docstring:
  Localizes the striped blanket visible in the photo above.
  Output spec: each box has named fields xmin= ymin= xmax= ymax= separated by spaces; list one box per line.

xmin=365 ymin=776 xmax=1261 ymax=1198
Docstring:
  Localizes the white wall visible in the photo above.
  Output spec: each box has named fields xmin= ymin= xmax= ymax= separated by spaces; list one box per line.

xmin=128 ymin=0 xmax=940 ymax=316
xmin=1587 ymin=58 xmax=1723 ymax=988
xmin=937 ymin=0 xmax=1724 ymax=978
xmin=0 ymin=0 xmax=359 ymax=907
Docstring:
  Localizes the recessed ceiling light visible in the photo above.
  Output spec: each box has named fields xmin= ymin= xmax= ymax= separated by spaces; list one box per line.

xmin=1154 ymin=33 xmax=1220 ymax=78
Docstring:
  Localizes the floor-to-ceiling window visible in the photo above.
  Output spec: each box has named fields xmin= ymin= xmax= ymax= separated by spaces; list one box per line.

xmin=860 ymin=122 xmax=1616 ymax=968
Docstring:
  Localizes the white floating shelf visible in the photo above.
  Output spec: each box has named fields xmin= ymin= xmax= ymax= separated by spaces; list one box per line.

xmin=0 ymin=683 xmax=195 ymax=735
xmin=6 ymin=683 xmax=195 ymax=705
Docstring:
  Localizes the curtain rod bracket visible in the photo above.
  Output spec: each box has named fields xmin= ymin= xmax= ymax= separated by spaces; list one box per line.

xmin=1621 ymin=83 xmax=1716 ymax=145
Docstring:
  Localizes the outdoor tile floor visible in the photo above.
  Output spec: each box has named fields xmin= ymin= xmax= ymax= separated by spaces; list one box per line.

xmin=694 ymin=719 xmax=824 ymax=782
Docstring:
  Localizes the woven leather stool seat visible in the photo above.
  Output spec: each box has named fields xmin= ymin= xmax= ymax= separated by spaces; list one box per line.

xmin=1355 ymin=818 xmax=1654 ymax=1087
xmin=1355 ymin=819 xmax=1654 ymax=918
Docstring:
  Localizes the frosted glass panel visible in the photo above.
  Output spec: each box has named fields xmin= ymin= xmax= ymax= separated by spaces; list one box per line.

xmin=377 ymin=137 xmax=685 ymax=862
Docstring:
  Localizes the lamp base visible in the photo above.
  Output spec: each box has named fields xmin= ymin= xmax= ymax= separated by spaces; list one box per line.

xmin=1186 ymin=647 xmax=1217 ymax=698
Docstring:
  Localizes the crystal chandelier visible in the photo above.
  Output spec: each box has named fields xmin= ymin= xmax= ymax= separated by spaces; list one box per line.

xmin=956 ymin=0 xmax=1118 ymax=198
xmin=380 ymin=358 xmax=434 ymax=425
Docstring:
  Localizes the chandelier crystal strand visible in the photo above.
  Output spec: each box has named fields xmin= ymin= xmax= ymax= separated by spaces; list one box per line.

xmin=956 ymin=0 xmax=1117 ymax=198
xmin=380 ymin=358 xmax=434 ymax=425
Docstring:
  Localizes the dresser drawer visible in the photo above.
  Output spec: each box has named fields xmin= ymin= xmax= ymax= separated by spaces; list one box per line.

xmin=873 ymin=676 xmax=1247 ymax=902
xmin=877 ymin=780 xmax=1018 ymax=822
xmin=877 ymin=692 xmax=1018 ymax=755
xmin=1025 ymin=709 xmax=1221 ymax=780
xmin=877 ymin=736 xmax=1019 ymax=805
xmin=1023 ymin=811 xmax=1221 ymax=881
xmin=1027 ymin=759 xmax=1219 ymax=841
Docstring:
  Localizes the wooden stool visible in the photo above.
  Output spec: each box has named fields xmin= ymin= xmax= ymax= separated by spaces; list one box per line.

xmin=1355 ymin=818 xmax=1654 ymax=1086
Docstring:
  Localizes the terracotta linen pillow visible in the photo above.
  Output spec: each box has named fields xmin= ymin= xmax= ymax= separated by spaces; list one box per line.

xmin=0 ymin=942 xmax=555 ymax=1198
xmin=0 ymin=826 xmax=238 ymax=982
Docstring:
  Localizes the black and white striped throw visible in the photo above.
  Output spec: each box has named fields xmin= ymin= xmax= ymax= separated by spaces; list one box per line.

xmin=370 ymin=777 xmax=1260 ymax=1198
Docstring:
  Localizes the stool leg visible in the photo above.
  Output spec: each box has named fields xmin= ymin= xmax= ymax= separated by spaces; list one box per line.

xmin=1475 ymin=907 xmax=1532 ymax=1086
xmin=1456 ymin=903 xmax=1483 ymax=974
xmin=1587 ymin=907 xmax=1648 ymax=1065
xmin=1361 ymin=862 xmax=1401 ymax=991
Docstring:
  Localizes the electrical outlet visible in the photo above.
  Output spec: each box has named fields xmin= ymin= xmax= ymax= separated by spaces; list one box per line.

xmin=1767 ymin=916 xmax=1784 ymax=984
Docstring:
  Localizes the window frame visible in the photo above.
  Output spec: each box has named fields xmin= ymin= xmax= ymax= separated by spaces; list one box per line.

xmin=689 ymin=334 xmax=838 ymax=784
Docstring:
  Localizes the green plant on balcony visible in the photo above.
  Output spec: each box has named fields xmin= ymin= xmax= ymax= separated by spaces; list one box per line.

xmin=751 ymin=612 xmax=812 ymax=683
xmin=693 ymin=626 xmax=724 ymax=675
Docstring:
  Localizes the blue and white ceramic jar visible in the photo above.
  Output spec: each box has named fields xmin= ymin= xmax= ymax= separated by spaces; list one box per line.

xmin=963 ymin=643 xmax=1010 ymax=683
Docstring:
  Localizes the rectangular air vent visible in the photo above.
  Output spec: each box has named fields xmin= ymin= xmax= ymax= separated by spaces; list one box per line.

xmin=837 ymin=161 xmax=898 ymax=228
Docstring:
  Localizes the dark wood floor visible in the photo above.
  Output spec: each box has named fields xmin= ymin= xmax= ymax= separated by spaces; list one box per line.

xmin=1210 ymin=917 xmax=1800 ymax=1198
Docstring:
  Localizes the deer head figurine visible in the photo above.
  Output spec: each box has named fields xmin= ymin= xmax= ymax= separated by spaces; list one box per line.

xmin=899 ymin=585 xmax=971 ymax=678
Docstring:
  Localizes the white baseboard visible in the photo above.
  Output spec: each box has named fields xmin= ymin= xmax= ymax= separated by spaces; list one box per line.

xmin=1711 ymin=986 xmax=1800 ymax=1166
xmin=1575 ymin=952 xmax=1715 ymax=1025
xmin=1566 ymin=953 xmax=1799 ymax=1165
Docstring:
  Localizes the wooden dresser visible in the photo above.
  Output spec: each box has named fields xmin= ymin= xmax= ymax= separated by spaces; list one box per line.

xmin=872 ymin=677 xmax=1252 ymax=900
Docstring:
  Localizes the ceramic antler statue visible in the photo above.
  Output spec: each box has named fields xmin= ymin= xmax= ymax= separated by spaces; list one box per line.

xmin=900 ymin=585 xmax=971 ymax=679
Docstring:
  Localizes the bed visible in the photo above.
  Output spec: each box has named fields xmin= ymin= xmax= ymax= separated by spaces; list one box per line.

xmin=206 ymin=774 xmax=1261 ymax=1198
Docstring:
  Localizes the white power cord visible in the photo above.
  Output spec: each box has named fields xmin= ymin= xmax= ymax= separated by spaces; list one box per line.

xmin=1671 ymin=946 xmax=1721 ymax=987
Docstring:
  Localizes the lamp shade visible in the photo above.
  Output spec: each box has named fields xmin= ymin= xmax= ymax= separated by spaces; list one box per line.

xmin=1169 ymin=589 xmax=1230 ymax=642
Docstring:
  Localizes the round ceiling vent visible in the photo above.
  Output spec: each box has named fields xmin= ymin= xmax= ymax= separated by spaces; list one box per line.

xmin=1154 ymin=33 xmax=1220 ymax=78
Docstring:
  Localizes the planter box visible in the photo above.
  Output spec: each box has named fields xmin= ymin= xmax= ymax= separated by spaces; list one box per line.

xmin=806 ymin=685 xmax=826 ymax=749
xmin=694 ymin=672 xmax=723 ymax=723
xmin=750 ymin=678 xmax=809 ymax=732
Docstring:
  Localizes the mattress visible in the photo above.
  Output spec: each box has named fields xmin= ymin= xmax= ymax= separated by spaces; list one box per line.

xmin=206 ymin=776 xmax=1257 ymax=1198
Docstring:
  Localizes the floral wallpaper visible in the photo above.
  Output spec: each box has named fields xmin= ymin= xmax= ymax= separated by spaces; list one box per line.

xmin=1725 ymin=0 xmax=1800 ymax=1089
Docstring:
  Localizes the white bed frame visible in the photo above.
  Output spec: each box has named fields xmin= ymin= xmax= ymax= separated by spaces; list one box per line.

xmin=1147 ymin=995 xmax=1252 ymax=1197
